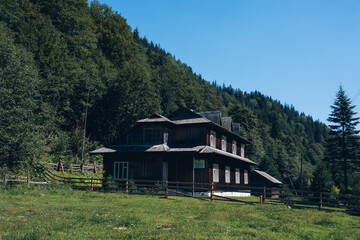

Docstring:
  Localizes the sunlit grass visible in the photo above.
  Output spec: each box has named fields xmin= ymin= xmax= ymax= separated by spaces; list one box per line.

xmin=0 ymin=184 xmax=359 ymax=239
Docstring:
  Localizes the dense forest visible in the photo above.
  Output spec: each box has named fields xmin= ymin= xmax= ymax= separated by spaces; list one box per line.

xmin=0 ymin=0 xmax=330 ymax=188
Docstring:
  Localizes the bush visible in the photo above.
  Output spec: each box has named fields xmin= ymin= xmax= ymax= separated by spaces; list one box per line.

xmin=103 ymin=175 xmax=118 ymax=192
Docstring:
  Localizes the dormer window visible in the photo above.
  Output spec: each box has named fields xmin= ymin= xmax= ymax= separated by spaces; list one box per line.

xmin=232 ymin=140 xmax=237 ymax=154
xmin=144 ymin=128 xmax=162 ymax=144
xmin=241 ymin=144 xmax=245 ymax=157
xmin=221 ymin=135 xmax=227 ymax=151
xmin=210 ymin=130 xmax=216 ymax=147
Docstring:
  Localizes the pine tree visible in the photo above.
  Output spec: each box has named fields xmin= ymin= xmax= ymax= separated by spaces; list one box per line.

xmin=325 ymin=86 xmax=360 ymax=191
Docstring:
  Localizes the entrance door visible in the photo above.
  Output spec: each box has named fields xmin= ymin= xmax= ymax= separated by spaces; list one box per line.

xmin=162 ymin=161 xmax=168 ymax=181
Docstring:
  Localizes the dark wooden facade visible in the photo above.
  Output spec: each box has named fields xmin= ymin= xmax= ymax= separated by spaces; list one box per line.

xmin=91 ymin=107 xmax=257 ymax=187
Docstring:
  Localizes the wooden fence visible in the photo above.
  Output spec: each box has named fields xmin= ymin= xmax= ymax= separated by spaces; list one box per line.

xmin=46 ymin=161 xmax=101 ymax=173
xmin=0 ymin=170 xmax=47 ymax=185
xmin=40 ymin=168 xmax=360 ymax=214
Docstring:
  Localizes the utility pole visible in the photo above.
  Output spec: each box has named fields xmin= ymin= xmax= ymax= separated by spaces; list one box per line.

xmin=81 ymin=88 xmax=90 ymax=173
xmin=300 ymin=153 xmax=303 ymax=188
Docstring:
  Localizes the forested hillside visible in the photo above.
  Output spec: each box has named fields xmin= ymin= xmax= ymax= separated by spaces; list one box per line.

xmin=0 ymin=0 xmax=328 ymax=187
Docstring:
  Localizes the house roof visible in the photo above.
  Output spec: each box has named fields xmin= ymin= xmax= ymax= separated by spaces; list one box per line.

xmin=199 ymin=146 xmax=257 ymax=165
xmin=134 ymin=107 xmax=249 ymax=143
xmin=167 ymin=107 xmax=204 ymax=120
xmin=90 ymin=144 xmax=170 ymax=154
xmin=253 ymin=170 xmax=282 ymax=184
xmin=137 ymin=113 xmax=172 ymax=123
xmin=171 ymin=118 xmax=211 ymax=124
xmin=90 ymin=144 xmax=257 ymax=165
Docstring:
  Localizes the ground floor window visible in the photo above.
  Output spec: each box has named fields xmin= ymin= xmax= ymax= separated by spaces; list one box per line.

xmin=225 ymin=166 xmax=230 ymax=183
xmin=213 ymin=163 xmax=219 ymax=182
xmin=244 ymin=169 xmax=248 ymax=184
xmin=114 ymin=162 xmax=128 ymax=179
xmin=235 ymin=168 xmax=240 ymax=184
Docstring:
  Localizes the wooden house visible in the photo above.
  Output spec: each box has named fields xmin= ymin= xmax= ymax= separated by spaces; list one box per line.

xmin=91 ymin=107 xmax=258 ymax=194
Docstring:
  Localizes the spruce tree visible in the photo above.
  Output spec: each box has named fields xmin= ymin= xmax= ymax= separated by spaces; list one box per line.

xmin=326 ymin=86 xmax=360 ymax=191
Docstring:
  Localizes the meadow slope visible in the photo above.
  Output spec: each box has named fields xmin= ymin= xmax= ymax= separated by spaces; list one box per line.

xmin=0 ymin=185 xmax=359 ymax=240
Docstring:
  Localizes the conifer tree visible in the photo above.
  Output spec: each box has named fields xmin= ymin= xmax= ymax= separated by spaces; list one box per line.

xmin=326 ymin=86 xmax=360 ymax=191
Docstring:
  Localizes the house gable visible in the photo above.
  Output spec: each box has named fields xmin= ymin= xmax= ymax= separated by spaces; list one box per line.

xmin=167 ymin=107 xmax=204 ymax=120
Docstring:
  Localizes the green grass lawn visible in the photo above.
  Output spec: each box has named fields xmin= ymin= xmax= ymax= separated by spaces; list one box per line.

xmin=1 ymin=184 xmax=359 ymax=240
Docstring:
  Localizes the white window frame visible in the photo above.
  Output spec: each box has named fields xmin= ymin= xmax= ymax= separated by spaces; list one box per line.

xmin=241 ymin=144 xmax=245 ymax=157
xmin=244 ymin=169 xmax=248 ymax=185
xmin=235 ymin=168 xmax=240 ymax=184
xmin=210 ymin=130 xmax=216 ymax=147
xmin=213 ymin=163 xmax=219 ymax=182
xmin=225 ymin=166 xmax=230 ymax=183
xmin=232 ymin=140 xmax=237 ymax=155
xmin=114 ymin=161 xmax=129 ymax=180
xmin=221 ymin=135 xmax=227 ymax=151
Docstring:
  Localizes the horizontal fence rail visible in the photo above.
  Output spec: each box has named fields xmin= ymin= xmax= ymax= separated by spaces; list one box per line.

xmin=46 ymin=162 xmax=102 ymax=173
xmin=34 ymin=168 xmax=360 ymax=215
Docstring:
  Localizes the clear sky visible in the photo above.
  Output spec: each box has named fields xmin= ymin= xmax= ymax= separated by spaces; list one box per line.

xmin=97 ymin=0 xmax=360 ymax=125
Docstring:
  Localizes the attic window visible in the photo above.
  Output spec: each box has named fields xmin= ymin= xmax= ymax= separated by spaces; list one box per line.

xmin=221 ymin=136 xmax=227 ymax=151
xmin=144 ymin=128 xmax=162 ymax=144
xmin=210 ymin=130 xmax=216 ymax=147
xmin=240 ymin=144 xmax=245 ymax=157
xmin=232 ymin=140 xmax=237 ymax=154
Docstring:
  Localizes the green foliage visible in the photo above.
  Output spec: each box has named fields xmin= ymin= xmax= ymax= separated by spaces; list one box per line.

xmin=0 ymin=0 xmax=329 ymax=187
xmin=0 ymin=22 xmax=40 ymax=170
xmin=310 ymin=162 xmax=335 ymax=193
xmin=128 ymin=179 xmax=138 ymax=193
xmin=348 ymin=173 xmax=360 ymax=196
xmin=103 ymin=175 xmax=118 ymax=192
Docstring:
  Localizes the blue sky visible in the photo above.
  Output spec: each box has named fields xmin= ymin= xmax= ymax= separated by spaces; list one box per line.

xmin=97 ymin=0 xmax=360 ymax=125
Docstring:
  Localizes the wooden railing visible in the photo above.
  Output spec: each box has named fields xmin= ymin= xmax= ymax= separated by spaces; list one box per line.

xmin=46 ymin=161 xmax=101 ymax=173
xmin=39 ymin=168 xmax=360 ymax=214
xmin=0 ymin=169 xmax=47 ymax=185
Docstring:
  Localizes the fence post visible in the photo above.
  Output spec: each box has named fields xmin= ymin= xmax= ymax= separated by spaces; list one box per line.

xmin=165 ymin=180 xmax=168 ymax=199
xmin=263 ymin=187 xmax=266 ymax=204
xmin=319 ymin=192 xmax=322 ymax=209
xmin=27 ymin=169 xmax=30 ymax=186
xmin=94 ymin=162 xmax=97 ymax=174
xmin=3 ymin=174 xmax=6 ymax=186
xmin=260 ymin=196 xmax=263 ymax=204
xmin=91 ymin=177 xmax=94 ymax=191
xmin=211 ymin=182 xmax=214 ymax=201
xmin=58 ymin=160 xmax=64 ymax=174
xmin=126 ymin=180 xmax=129 ymax=194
